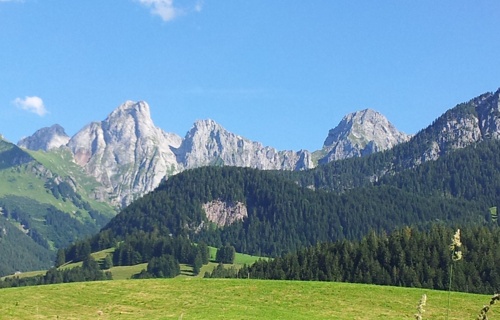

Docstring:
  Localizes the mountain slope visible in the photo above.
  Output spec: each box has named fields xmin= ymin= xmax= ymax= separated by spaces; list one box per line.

xmin=0 ymin=138 xmax=115 ymax=276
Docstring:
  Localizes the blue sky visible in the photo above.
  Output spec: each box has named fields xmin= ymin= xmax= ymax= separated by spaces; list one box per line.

xmin=1 ymin=1 xmax=499 ymax=151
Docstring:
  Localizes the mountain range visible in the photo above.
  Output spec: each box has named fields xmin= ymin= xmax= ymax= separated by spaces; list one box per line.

xmin=14 ymin=102 xmax=412 ymax=207
xmin=1 ymin=87 xmax=500 ymax=276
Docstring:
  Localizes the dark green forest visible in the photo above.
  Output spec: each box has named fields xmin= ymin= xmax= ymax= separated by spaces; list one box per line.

xmin=207 ymin=225 xmax=500 ymax=295
xmin=0 ymin=214 xmax=53 ymax=276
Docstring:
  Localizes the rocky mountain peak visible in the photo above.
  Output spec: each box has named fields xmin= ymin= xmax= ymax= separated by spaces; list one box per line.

xmin=17 ymin=124 xmax=70 ymax=151
xmin=67 ymin=101 xmax=182 ymax=207
xmin=319 ymin=109 xmax=410 ymax=163
xmin=108 ymin=100 xmax=151 ymax=121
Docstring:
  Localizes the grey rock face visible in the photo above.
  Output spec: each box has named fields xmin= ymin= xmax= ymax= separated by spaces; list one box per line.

xmin=417 ymin=88 xmax=500 ymax=163
xmin=202 ymin=200 xmax=248 ymax=227
xmin=18 ymin=124 xmax=70 ymax=151
xmin=67 ymin=101 xmax=182 ymax=207
xmin=175 ymin=119 xmax=314 ymax=171
xmin=319 ymin=109 xmax=410 ymax=164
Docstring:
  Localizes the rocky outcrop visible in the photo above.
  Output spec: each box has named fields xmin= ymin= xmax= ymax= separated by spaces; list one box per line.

xmin=202 ymin=200 xmax=248 ymax=227
xmin=17 ymin=124 xmax=69 ymax=151
xmin=318 ymin=109 xmax=411 ymax=164
xmin=67 ymin=101 xmax=182 ymax=207
xmin=175 ymin=119 xmax=313 ymax=171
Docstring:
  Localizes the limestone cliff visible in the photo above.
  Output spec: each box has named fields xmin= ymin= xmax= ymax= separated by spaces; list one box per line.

xmin=67 ymin=101 xmax=182 ymax=207
xmin=175 ymin=119 xmax=313 ymax=171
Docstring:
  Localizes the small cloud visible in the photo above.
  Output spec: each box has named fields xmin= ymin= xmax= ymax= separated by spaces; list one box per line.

xmin=137 ymin=0 xmax=179 ymax=22
xmin=13 ymin=96 xmax=48 ymax=116
xmin=137 ymin=0 xmax=203 ymax=22
xmin=194 ymin=0 xmax=203 ymax=12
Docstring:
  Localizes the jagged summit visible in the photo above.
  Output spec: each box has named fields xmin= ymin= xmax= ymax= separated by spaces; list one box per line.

xmin=17 ymin=124 xmax=70 ymax=151
xmin=319 ymin=109 xmax=410 ymax=163
xmin=67 ymin=101 xmax=182 ymax=207
xmin=176 ymin=118 xmax=313 ymax=170
xmin=108 ymin=100 xmax=151 ymax=120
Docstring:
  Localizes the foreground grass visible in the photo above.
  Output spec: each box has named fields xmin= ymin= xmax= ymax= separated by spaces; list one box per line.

xmin=0 ymin=278 xmax=491 ymax=319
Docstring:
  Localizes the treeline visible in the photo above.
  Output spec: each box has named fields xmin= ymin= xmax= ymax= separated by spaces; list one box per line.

xmin=206 ymin=225 xmax=500 ymax=294
xmin=0 ymin=255 xmax=111 ymax=289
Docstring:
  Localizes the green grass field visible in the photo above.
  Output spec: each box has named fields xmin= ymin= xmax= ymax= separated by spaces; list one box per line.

xmin=0 ymin=278 xmax=492 ymax=319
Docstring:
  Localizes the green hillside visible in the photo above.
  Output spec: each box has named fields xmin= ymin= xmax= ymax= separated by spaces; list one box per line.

xmin=0 ymin=139 xmax=116 ymax=276
xmin=0 ymin=279 xmax=492 ymax=319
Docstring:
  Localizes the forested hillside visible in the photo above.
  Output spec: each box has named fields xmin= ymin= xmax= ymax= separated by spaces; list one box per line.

xmin=377 ymin=139 xmax=500 ymax=206
xmin=209 ymin=225 xmax=500 ymax=295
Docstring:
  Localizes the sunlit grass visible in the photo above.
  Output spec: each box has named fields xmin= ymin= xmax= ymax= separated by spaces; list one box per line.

xmin=0 ymin=278 xmax=491 ymax=320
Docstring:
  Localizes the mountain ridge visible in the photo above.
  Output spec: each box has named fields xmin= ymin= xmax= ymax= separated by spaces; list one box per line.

xmin=16 ymin=101 xmax=409 ymax=207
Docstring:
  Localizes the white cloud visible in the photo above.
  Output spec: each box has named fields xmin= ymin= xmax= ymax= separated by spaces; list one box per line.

xmin=194 ymin=0 xmax=203 ymax=12
xmin=137 ymin=0 xmax=203 ymax=21
xmin=13 ymin=96 xmax=48 ymax=116
xmin=138 ymin=0 xmax=179 ymax=22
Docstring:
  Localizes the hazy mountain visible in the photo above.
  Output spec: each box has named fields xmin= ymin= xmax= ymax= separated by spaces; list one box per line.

xmin=4 ymin=87 xmax=500 ymax=275
xmin=17 ymin=124 xmax=70 ymax=151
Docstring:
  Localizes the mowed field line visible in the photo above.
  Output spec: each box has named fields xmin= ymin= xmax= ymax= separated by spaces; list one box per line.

xmin=0 ymin=278 xmax=491 ymax=319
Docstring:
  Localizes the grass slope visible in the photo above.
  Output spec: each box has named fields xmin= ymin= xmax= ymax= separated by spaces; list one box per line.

xmin=0 ymin=279 xmax=491 ymax=319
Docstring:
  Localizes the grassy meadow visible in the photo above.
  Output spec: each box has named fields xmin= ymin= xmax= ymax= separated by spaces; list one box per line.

xmin=0 ymin=278 xmax=493 ymax=319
